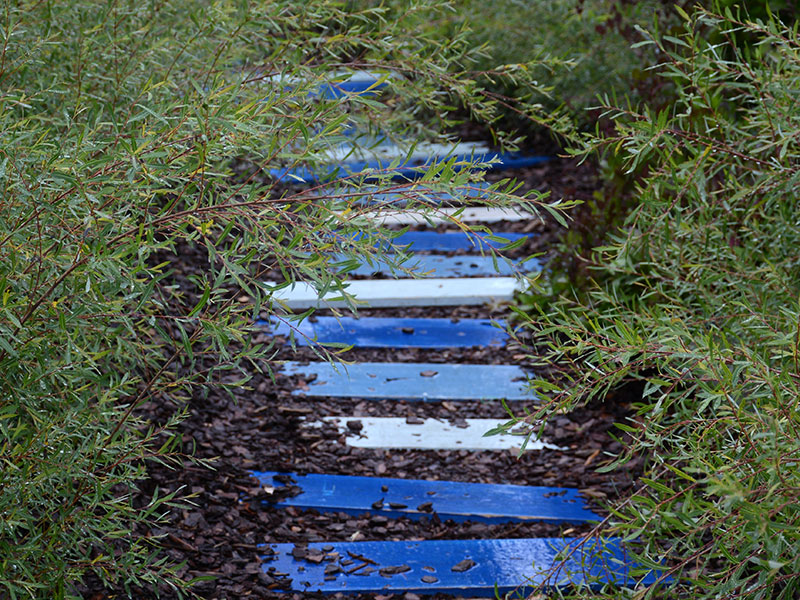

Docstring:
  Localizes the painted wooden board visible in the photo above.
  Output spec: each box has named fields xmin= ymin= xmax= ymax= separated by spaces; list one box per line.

xmin=266 ymin=277 xmax=521 ymax=309
xmin=322 ymin=141 xmax=490 ymax=164
xmin=355 ymin=206 xmax=534 ymax=225
xmin=261 ymin=538 xmax=665 ymax=595
xmin=317 ymin=72 xmax=388 ymax=98
xmin=251 ymin=472 xmax=598 ymax=524
xmin=263 ymin=316 xmax=508 ymax=348
xmin=281 ymin=362 xmax=534 ymax=401
xmin=328 ymin=254 xmax=540 ymax=277
xmin=269 ymin=152 xmax=549 ymax=184
xmin=264 ymin=70 xmax=389 ymax=99
xmin=316 ymin=417 xmax=557 ymax=451
xmin=316 ymin=182 xmax=493 ymax=205
xmin=370 ymin=231 xmax=533 ymax=252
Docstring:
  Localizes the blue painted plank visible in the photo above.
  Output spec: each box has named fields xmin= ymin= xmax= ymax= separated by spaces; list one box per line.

xmin=328 ymin=254 xmax=540 ymax=277
xmin=268 ymin=72 xmax=388 ymax=100
xmin=262 ymin=316 xmax=508 ymax=348
xmin=252 ymin=472 xmax=598 ymax=524
xmin=269 ymin=152 xmax=550 ymax=184
xmin=318 ymin=78 xmax=387 ymax=99
xmin=351 ymin=231 xmax=533 ymax=252
xmin=280 ymin=362 xmax=534 ymax=401
xmin=261 ymin=538 xmax=666 ymax=595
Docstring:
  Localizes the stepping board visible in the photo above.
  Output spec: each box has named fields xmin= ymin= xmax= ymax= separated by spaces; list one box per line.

xmin=263 ymin=316 xmax=508 ymax=348
xmin=264 ymin=70 xmax=389 ymax=99
xmin=266 ymin=277 xmax=521 ymax=309
xmin=261 ymin=538 xmax=664 ymax=595
xmin=270 ymin=153 xmax=549 ymax=184
xmin=329 ymin=254 xmax=540 ymax=277
xmin=371 ymin=231 xmax=533 ymax=252
xmin=317 ymin=73 xmax=388 ymax=98
xmin=317 ymin=182 xmax=493 ymax=205
xmin=316 ymin=417 xmax=557 ymax=451
xmin=322 ymin=140 xmax=491 ymax=165
xmin=252 ymin=472 xmax=597 ymax=524
xmin=281 ymin=362 xmax=534 ymax=401
xmin=351 ymin=206 xmax=534 ymax=226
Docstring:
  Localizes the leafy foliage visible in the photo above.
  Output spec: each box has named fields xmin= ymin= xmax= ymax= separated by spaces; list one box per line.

xmin=451 ymin=0 xmax=687 ymax=122
xmin=0 ymin=2 xmax=565 ymax=597
xmin=511 ymin=6 xmax=800 ymax=598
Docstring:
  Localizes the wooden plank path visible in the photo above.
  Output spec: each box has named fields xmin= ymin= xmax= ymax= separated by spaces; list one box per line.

xmin=280 ymin=362 xmax=535 ymax=402
xmin=270 ymin=150 xmax=549 ymax=184
xmin=254 ymin=98 xmax=668 ymax=596
xmin=252 ymin=472 xmax=597 ymax=523
xmin=314 ymin=417 xmax=558 ymax=451
xmin=263 ymin=316 xmax=509 ymax=348
xmin=328 ymin=253 xmax=540 ymax=277
xmin=355 ymin=206 xmax=535 ymax=226
xmin=366 ymin=231 xmax=533 ymax=252
xmin=264 ymin=70 xmax=390 ymax=99
xmin=266 ymin=277 xmax=521 ymax=309
xmin=322 ymin=140 xmax=491 ymax=165
xmin=316 ymin=182 xmax=494 ymax=205
xmin=262 ymin=538 xmax=663 ymax=595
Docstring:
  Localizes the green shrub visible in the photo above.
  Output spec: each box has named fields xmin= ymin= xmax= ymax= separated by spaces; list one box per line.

xmin=0 ymin=2 xmax=565 ymax=597
xmin=511 ymin=6 xmax=800 ymax=598
xmin=447 ymin=0 xmax=682 ymax=124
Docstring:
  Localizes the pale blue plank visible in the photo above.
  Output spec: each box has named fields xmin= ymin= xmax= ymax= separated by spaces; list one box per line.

xmin=261 ymin=316 xmax=508 ymax=348
xmin=329 ymin=254 xmax=540 ymax=277
xmin=262 ymin=538 xmax=666 ymax=595
xmin=370 ymin=231 xmax=533 ymax=252
xmin=318 ymin=78 xmax=387 ymax=98
xmin=280 ymin=362 xmax=534 ymax=401
xmin=252 ymin=472 xmax=598 ymax=524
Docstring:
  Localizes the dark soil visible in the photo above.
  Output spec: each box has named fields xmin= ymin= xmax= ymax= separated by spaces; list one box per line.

xmin=76 ymin=151 xmax=637 ymax=600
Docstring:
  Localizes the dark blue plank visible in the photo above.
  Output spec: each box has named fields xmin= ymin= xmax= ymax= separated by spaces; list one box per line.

xmin=354 ymin=231 xmax=533 ymax=252
xmin=252 ymin=472 xmax=598 ymax=524
xmin=261 ymin=538 xmax=666 ymax=595
xmin=280 ymin=362 xmax=534 ymax=401
xmin=269 ymin=152 xmax=550 ymax=184
xmin=262 ymin=316 xmax=508 ymax=348
xmin=328 ymin=254 xmax=541 ymax=277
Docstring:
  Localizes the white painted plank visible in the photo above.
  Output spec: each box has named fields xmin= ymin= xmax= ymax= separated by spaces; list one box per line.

xmin=322 ymin=140 xmax=491 ymax=163
xmin=350 ymin=206 xmax=534 ymax=225
xmin=315 ymin=417 xmax=561 ymax=451
xmin=266 ymin=277 xmax=521 ymax=309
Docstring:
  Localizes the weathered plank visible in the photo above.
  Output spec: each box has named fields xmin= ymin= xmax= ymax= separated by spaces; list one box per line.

xmin=264 ymin=70 xmax=389 ymax=99
xmin=252 ymin=472 xmax=597 ymax=524
xmin=261 ymin=538 xmax=664 ymax=595
xmin=322 ymin=140 xmax=491 ymax=165
xmin=269 ymin=152 xmax=549 ymax=184
xmin=315 ymin=182 xmax=493 ymax=205
xmin=353 ymin=205 xmax=534 ymax=225
xmin=281 ymin=362 xmax=533 ymax=401
xmin=317 ymin=71 xmax=389 ymax=98
xmin=329 ymin=254 xmax=540 ymax=277
xmin=266 ymin=277 xmax=521 ymax=309
xmin=370 ymin=231 xmax=532 ymax=252
xmin=264 ymin=316 xmax=508 ymax=348
xmin=315 ymin=417 xmax=556 ymax=451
